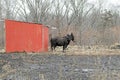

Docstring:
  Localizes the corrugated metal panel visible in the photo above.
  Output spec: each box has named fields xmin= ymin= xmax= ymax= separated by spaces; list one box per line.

xmin=5 ymin=19 xmax=48 ymax=53
xmin=43 ymin=26 xmax=49 ymax=51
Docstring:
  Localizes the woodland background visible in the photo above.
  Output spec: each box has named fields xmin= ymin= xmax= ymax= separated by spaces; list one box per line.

xmin=0 ymin=0 xmax=120 ymax=47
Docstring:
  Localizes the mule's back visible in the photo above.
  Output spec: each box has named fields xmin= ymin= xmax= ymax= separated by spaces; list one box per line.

xmin=56 ymin=37 xmax=68 ymax=46
xmin=51 ymin=37 xmax=68 ymax=46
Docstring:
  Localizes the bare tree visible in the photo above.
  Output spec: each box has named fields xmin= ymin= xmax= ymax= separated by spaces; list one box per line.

xmin=68 ymin=0 xmax=94 ymax=45
xmin=0 ymin=0 xmax=2 ymax=19
xmin=2 ymin=0 xmax=17 ymax=19
xmin=12 ymin=0 xmax=52 ymax=23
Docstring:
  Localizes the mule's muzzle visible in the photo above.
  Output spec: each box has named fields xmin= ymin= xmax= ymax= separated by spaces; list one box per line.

xmin=72 ymin=40 xmax=76 ymax=43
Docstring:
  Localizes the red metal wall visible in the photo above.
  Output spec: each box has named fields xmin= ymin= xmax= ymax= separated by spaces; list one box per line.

xmin=5 ymin=20 xmax=49 ymax=53
xmin=43 ymin=26 xmax=49 ymax=51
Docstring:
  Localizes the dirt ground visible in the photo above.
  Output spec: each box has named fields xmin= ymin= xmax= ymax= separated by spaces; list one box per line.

xmin=0 ymin=46 xmax=120 ymax=80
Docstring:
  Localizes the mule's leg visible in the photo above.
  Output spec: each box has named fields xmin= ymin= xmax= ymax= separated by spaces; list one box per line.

xmin=53 ymin=45 xmax=56 ymax=51
xmin=63 ymin=45 xmax=67 ymax=52
xmin=51 ymin=44 xmax=54 ymax=51
xmin=51 ymin=47 xmax=53 ymax=51
xmin=51 ymin=45 xmax=56 ymax=52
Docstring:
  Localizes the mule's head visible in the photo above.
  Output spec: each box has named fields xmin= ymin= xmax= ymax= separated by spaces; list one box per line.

xmin=70 ymin=33 xmax=74 ymax=42
xmin=65 ymin=33 xmax=75 ymax=42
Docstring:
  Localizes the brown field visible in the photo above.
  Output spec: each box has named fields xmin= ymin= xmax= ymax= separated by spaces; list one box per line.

xmin=0 ymin=46 xmax=120 ymax=80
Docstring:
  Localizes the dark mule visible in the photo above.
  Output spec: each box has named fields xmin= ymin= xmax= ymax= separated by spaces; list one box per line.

xmin=50 ymin=33 xmax=74 ymax=52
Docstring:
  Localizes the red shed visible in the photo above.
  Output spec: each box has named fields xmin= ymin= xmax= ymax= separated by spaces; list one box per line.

xmin=5 ymin=19 xmax=49 ymax=53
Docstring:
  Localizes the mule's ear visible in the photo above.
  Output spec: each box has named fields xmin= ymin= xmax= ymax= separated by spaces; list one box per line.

xmin=71 ymin=33 xmax=73 ymax=35
xmin=67 ymin=34 xmax=70 ymax=36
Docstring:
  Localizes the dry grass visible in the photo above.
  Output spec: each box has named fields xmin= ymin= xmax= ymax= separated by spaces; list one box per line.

xmin=48 ymin=45 xmax=120 ymax=55
xmin=0 ymin=45 xmax=120 ymax=55
xmin=0 ymin=64 xmax=16 ymax=79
